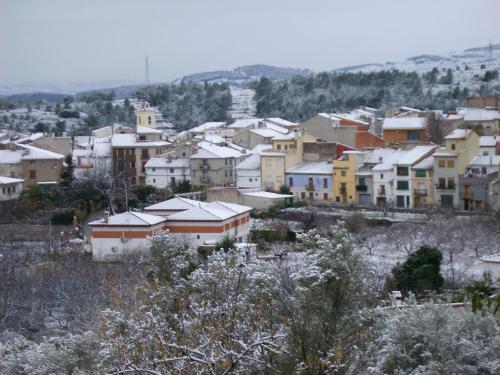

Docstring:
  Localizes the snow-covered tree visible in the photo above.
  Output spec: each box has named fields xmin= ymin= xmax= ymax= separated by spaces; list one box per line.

xmin=365 ymin=305 xmax=500 ymax=374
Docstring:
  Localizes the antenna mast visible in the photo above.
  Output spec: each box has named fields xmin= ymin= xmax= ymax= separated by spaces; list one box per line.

xmin=145 ymin=54 xmax=150 ymax=85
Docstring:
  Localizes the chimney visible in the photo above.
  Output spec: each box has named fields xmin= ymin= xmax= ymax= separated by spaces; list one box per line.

xmin=104 ymin=211 xmax=109 ymax=224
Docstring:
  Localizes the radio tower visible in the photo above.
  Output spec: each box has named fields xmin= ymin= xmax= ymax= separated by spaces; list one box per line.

xmin=145 ymin=55 xmax=150 ymax=84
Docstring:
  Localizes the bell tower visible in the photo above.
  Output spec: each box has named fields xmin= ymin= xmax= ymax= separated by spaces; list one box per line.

xmin=136 ymin=102 xmax=157 ymax=128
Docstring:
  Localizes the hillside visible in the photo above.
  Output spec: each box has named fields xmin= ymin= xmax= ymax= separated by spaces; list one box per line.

xmin=179 ymin=64 xmax=313 ymax=84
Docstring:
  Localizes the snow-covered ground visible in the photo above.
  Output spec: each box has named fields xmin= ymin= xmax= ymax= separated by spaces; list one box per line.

xmin=336 ymin=44 xmax=500 ymax=92
xmin=0 ymin=107 xmax=84 ymax=133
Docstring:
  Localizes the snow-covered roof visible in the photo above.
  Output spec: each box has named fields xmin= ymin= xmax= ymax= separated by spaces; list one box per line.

xmin=481 ymin=253 xmax=500 ymax=264
xmin=272 ymin=133 xmax=295 ymax=141
xmin=318 ymin=113 xmax=370 ymax=126
xmin=145 ymin=157 xmax=189 ymax=169
xmin=372 ymin=163 xmax=394 ymax=171
xmin=251 ymin=144 xmax=273 ymax=154
xmin=396 ymin=145 xmax=437 ymax=165
xmin=137 ymin=126 xmax=164 ymax=134
xmin=111 ymin=134 xmax=170 ymax=148
xmin=382 ymin=117 xmax=427 ymax=130
xmin=468 ymin=154 xmax=500 ymax=166
xmin=479 ymin=136 xmax=500 ymax=147
xmin=144 ymin=197 xmax=207 ymax=212
xmin=264 ymin=123 xmax=288 ymax=134
xmin=167 ymin=201 xmax=251 ymax=221
xmin=286 ymin=161 xmax=332 ymax=174
xmin=241 ymin=191 xmax=293 ymax=199
xmin=191 ymin=141 xmax=242 ymax=159
xmin=460 ymin=107 xmax=500 ymax=122
xmin=264 ymin=118 xmax=298 ymax=127
xmin=444 ymin=128 xmax=473 ymax=140
xmin=89 ymin=211 xmax=166 ymax=226
xmin=227 ymin=118 xmax=262 ymax=129
xmin=412 ymin=155 xmax=434 ymax=170
xmin=187 ymin=121 xmax=227 ymax=134
xmin=235 ymin=154 xmax=260 ymax=170
xmin=250 ymin=128 xmax=284 ymax=139
xmin=0 ymin=176 xmax=24 ymax=184
xmin=1 ymin=144 xmax=65 ymax=161
xmin=363 ymin=148 xmax=402 ymax=164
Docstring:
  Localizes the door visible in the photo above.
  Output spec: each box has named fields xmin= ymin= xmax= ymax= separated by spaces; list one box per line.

xmin=396 ymin=195 xmax=405 ymax=208
xmin=441 ymin=194 xmax=454 ymax=208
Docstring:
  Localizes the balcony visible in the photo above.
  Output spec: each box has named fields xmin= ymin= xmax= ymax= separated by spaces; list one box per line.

xmin=356 ymin=185 xmax=368 ymax=192
xmin=414 ymin=188 xmax=428 ymax=196
xmin=377 ymin=189 xmax=386 ymax=196
xmin=199 ymin=163 xmax=209 ymax=170
xmin=305 ymin=184 xmax=315 ymax=191
xmin=436 ymin=184 xmax=455 ymax=190
xmin=340 ymin=188 xmax=347 ymax=195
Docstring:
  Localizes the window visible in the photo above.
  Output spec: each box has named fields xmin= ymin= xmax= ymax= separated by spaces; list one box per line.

xmin=152 ymin=168 xmax=156 ymax=172
xmin=277 ymin=144 xmax=281 ymax=150
xmin=323 ymin=178 xmax=328 ymax=189
xmin=139 ymin=135 xmax=146 ymax=141
xmin=415 ymin=169 xmax=426 ymax=178
xmin=171 ymin=177 xmax=176 ymax=185
xmin=397 ymin=167 xmax=409 ymax=176
xmin=284 ymin=145 xmax=288 ymax=150
xmin=289 ymin=177 xmax=293 ymax=187
xmin=301 ymin=192 xmax=306 ymax=199
xmin=225 ymin=158 xmax=228 ymax=165
xmin=196 ymin=235 xmax=200 ymax=239
xmin=230 ymin=170 xmax=233 ymax=176
xmin=397 ymin=180 xmax=409 ymax=190
xmin=447 ymin=177 xmax=455 ymax=189
xmin=170 ymin=168 xmax=174 ymax=173
xmin=483 ymin=151 xmax=489 ymax=156
xmin=324 ymin=193 xmax=328 ymax=200
xmin=340 ymin=183 xmax=347 ymax=194
xmin=266 ymin=159 xmax=272 ymax=167
xmin=141 ymin=149 xmax=149 ymax=159
xmin=29 ymin=170 xmax=36 ymax=179
xmin=481 ymin=167 xmax=487 ymax=175
xmin=438 ymin=160 xmax=446 ymax=168
xmin=153 ymin=178 xmax=156 ymax=183
xmin=249 ymin=178 xmax=253 ymax=182
xmin=29 ymin=160 xmax=35 ymax=165
xmin=447 ymin=160 xmax=454 ymax=168
xmin=380 ymin=173 xmax=384 ymax=179
xmin=407 ymin=130 xmax=420 ymax=141
xmin=438 ymin=177 xmax=446 ymax=189
xmin=340 ymin=170 xmax=347 ymax=177
xmin=451 ymin=143 xmax=456 ymax=150
xmin=148 ymin=116 xmax=152 ymax=125
xmin=359 ymin=177 xmax=365 ymax=186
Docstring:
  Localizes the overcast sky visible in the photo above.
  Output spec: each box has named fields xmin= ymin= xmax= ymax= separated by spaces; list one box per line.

xmin=1 ymin=0 xmax=499 ymax=85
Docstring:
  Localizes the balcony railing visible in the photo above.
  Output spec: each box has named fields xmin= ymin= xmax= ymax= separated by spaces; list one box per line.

xmin=199 ymin=163 xmax=209 ymax=169
xmin=436 ymin=184 xmax=455 ymax=190
xmin=414 ymin=188 xmax=428 ymax=196
xmin=377 ymin=189 xmax=386 ymax=196
xmin=356 ymin=185 xmax=368 ymax=192
xmin=340 ymin=188 xmax=347 ymax=195
xmin=305 ymin=185 xmax=315 ymax=191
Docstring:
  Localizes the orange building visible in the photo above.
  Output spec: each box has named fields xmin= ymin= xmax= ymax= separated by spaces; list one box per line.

xmin=382 ymin=117 xmax=430 ymax=146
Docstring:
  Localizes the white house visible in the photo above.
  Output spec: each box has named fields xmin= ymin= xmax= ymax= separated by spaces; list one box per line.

xmin=165 ymin=201 xmax=252 ymax=249
xmin=480 ymin=254 xmax=500 ymax=282
xmin=89 ymin=211 xmax=168 ymax=262
xmin=144 ymin=157 xmax=190 ymax=189
xmin=479 ymin=136 xmax=499 ymax=156
xmin=235 ymin=153 xmax=261 ymax=189
xmin=392 ymin=145 xmax=437 ymax=208
xmin=144 ymin=196 xmax=207 ymax=217
xmin=0 ymin=176 xmax=23 ymax=201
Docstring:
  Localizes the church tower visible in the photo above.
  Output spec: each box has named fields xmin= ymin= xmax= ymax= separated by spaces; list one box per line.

xmin=136 ymin=101 xmax=157 ymax=128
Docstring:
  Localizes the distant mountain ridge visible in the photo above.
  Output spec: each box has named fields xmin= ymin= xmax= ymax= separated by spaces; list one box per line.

xmin=178 ymin=64 xmax=313 ymax=83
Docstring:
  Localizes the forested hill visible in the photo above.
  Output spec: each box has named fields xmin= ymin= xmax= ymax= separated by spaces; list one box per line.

xmin=136 ymin=81 xmax=232 ymax=130
xmin=251 ymin=69 xmax=481 ymax=121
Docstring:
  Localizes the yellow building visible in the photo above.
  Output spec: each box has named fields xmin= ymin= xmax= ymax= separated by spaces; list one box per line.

xmin=136 ymin=102 xmax=157 ymax=128
xmin=260 ymin=130 xmax=315 ymax=191
xmin=332 ymin=151 xmax=364 ymax=204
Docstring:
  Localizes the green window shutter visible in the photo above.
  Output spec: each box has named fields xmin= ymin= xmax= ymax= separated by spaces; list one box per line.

xmin=415 ymin=169 xmax=426 ymax=178
xmin=397 ymin=180 xmax=409 ymax=190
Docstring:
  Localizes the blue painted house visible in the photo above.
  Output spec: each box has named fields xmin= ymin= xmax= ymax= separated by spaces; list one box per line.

xmin=285 ymin=161 xmax=333 ymax=201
